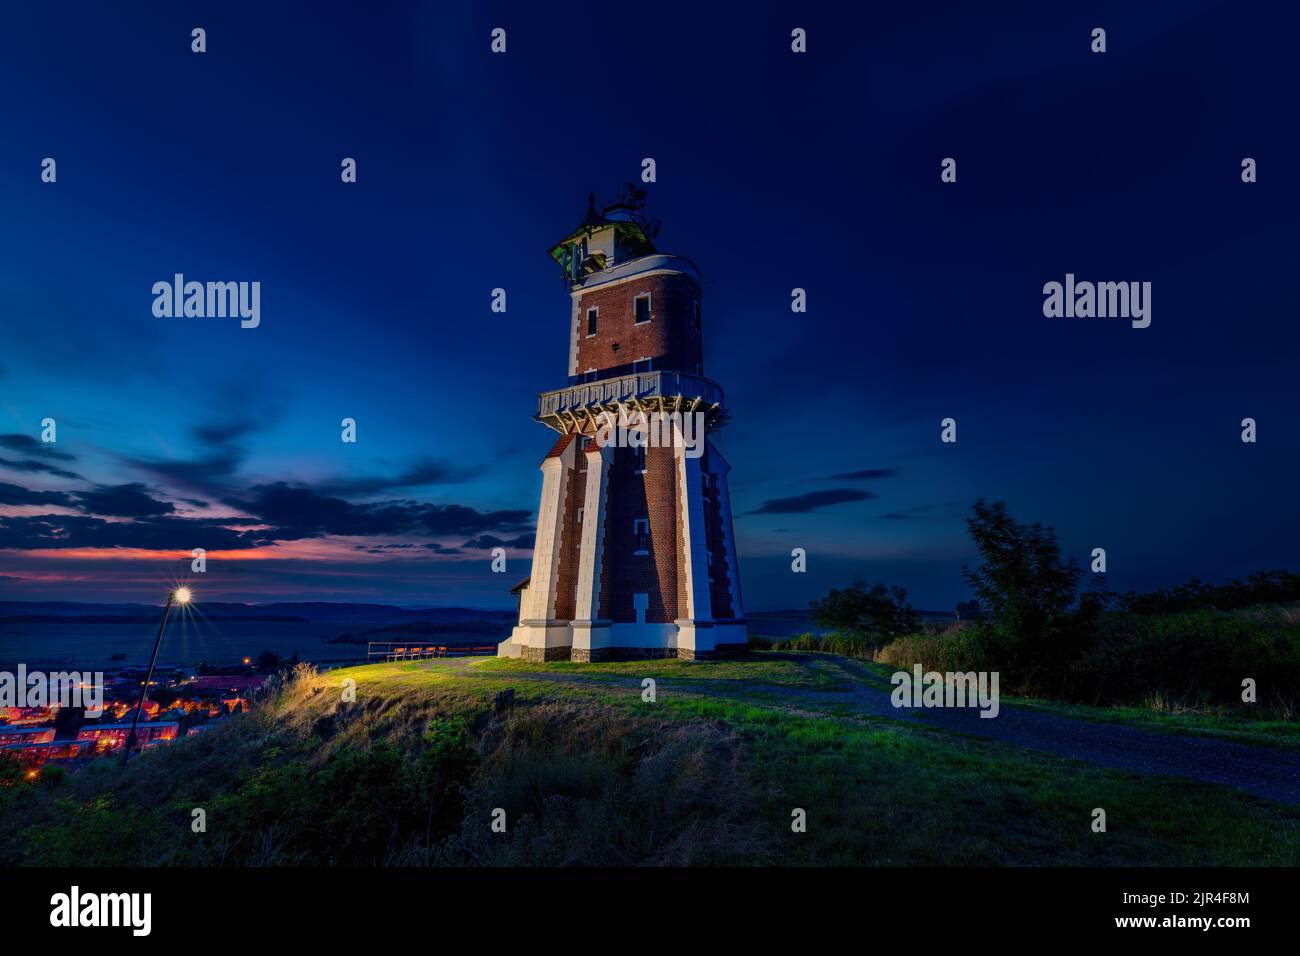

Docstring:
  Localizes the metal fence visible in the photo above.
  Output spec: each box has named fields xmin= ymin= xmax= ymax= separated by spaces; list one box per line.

xmin=365 ymin=641 xmax=498 ymax=663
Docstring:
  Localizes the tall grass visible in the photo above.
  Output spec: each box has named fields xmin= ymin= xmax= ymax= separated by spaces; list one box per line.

xmin=875 ymin=607 xmax=1300 ymax=717
xmin=0 ymin=668 xmax=762 ymax=866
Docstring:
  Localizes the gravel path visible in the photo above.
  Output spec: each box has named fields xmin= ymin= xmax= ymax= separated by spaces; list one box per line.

xmin=829 ymin=660 xmax=1300 ymax=804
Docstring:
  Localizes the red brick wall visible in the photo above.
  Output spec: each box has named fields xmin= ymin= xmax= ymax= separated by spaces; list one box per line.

xmin=574 ymin=272 xmax=703 ymax=376
xmin=545 ymin=435 xmax=731 ymax=627
xmin=601 ymin=444 xmax=681 ymax=624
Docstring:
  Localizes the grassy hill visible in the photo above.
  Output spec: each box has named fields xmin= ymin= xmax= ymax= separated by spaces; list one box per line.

xmin=3 ymin=654 xmax=1297 ymax=866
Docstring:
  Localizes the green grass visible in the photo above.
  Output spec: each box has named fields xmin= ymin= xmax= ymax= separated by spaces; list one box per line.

xmin=848 ymin=656 xmax=1300 ymax=749
xmin=650 ymin=693 xmax=1300 ymax=865
xmin=279 ymin=662 xmax=1300 ymax=864
xmin=2 ymin=656 xmax=1296 ymax=866
xmin=472 ymin=654 xmax=845 ymax=690
xmin=1000 ymin=697 xmax=1300 ymax=750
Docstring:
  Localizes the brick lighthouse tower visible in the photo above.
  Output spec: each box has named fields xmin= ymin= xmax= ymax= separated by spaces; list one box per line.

xmin=498 ymin=187 xmax=747 ymax=662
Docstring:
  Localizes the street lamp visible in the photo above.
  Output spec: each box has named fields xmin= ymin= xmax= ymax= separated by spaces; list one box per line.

xmin=121 ymin=587 xmax=192 ymax=767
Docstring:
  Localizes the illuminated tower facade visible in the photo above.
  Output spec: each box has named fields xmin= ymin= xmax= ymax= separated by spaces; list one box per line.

xmin=499 ymin=188 xmax=747 ymax=661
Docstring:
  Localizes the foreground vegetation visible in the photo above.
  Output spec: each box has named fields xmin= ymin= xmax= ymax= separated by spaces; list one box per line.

xmin=774 ymin=501 xmax=1300 ymax=725
xmin=2 ymin=655 xmax=1297 ymax=866
xmin=4 ymin=501 xmax=1295 ymax=866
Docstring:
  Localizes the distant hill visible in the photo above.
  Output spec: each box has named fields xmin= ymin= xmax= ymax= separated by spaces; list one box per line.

xmin=327 ymin=619 xmax=514 ymax=645
xmin=0 ymin=601 xmax=516 ymax=625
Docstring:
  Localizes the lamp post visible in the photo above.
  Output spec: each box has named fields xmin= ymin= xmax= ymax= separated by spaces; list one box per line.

xmin=121 ymin=587 xmax=191 ymax=767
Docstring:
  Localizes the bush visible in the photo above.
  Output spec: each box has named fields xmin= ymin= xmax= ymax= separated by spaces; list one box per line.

xmin=772 ymin=631 xmax=877 ymax=659
xmin=876 ymin=608 xmax=1300 ymax=712
xmin=1122 ymin=570 xmax=1300 ymax=614
xmin=809 ymin=578 xmax=920 ymax=651
xmin=1067 ymin=609 xmax=1300 ymax=708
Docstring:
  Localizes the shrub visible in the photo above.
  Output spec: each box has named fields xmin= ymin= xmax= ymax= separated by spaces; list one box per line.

xmin=1123 ymin=570 xmax=1300 ymax=615
xmin=809 ymin=578 xmax=920 ymax=651
xmin=876 ymin=607 xmax=1300 ymax=713
xmin=772 ymin=631 xmax=876 ymax=659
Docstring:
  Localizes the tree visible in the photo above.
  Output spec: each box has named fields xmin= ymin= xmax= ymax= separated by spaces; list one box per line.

xmin=961 ymin=500 xmax=1091 ymax=685
xmin=810 ymin=578 xmax=920 ymax=647
xmin=962 ymin=500 xmax=1081 ymax=637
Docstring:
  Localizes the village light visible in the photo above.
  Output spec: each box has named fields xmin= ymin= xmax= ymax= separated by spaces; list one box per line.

xmin=121 ymin=586 xmax=192 ymax=767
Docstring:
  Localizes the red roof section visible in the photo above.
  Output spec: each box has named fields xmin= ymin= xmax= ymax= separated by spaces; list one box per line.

xmin=545 ymin=432 xmax=578 ymax=459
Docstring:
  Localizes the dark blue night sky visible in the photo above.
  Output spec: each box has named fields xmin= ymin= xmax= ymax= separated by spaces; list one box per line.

xmin=1 ymin=1 xmax=1296 ymax=609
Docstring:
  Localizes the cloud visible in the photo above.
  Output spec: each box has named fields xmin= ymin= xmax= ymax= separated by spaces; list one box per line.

xmin=224 ymin=482 xmax=533 ymax=541
xmin=0 ymin=479 xmax=182 ymax=519
xmin=830 ymin=468 xmax=898 ymax=480
xmin=192 ymin=417 xmax=263 ymax=447
xmin=125 ymin=448 xmax=242 ymax=492
xmin=420 ymin=504 xmax=532 ymax=537
xmin=0 ymin=482 xmax=75 ymax=508
xmin=0 ymin=434 xmax=75 ymax=461
xmin=0 ymin=453 xmax=531 ymax=552
xmin=745 ymin=488 xmax=875 ymax=516
xmin=0 ymin=456 xmax=83 ymax=480
xmin=72 ymin=483 xmax=175 ymax=517
xmin=122 ymin=412 xmax=270 ymax=494
xmin=461 ymin=533 xmax=535 ymax=550
xmin=316 ymin=458 xmax=475 ymax=496
xmin=882 ymin=504 xmax=942 ymax=520
xmin=224 ymin=483 xmax=411 ymax=538
xmin=0 ymin=514 xmax=261 ymax=551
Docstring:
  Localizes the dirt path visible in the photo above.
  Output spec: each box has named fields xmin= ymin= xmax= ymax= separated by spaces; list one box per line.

xmin=432 ymin=655 xmax=1300 ymax=804
xmin=831 ymin=659 xmax=1300 ymax=804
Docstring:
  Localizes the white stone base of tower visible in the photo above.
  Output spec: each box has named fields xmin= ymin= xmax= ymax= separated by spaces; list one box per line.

xmin=497 ymin=425 xmax=747 ymax=663
xmin=500 ymin=621 xmax=746 ymax=662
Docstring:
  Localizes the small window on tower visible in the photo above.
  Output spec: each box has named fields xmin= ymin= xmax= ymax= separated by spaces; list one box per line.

xmin=634 ymin=293 xmax=651 ymax=325
xmin=693 ymin=300 xmax=701 ymax=331
xmin=632 ymin=357 xmax=653 ymax=374
xmin=587 ymin=308 xmax=598 ymax=337
xmin=633 ymin=445 xmax=646 ymax=475
xmin=583 ymin=368 xmax=598 ymax=383
xmin=576 ymin=507 xmax=584 ymax=524
xmin=633 ymin=518 xmax=649 ymax=555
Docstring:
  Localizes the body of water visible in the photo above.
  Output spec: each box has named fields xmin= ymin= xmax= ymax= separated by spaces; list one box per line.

xmin=0 ymin=609 xmax=830 ymax=672
xmin=0 ymin=618 xmax=502 ymax=671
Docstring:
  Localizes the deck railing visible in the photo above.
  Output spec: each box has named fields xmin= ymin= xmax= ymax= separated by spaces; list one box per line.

xmin=537 ymin=370 xmax=725 ymax=421
xmin=365 ymin=642 xmax=498 ymax=663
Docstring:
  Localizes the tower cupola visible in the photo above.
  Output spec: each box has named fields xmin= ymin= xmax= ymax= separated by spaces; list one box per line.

xmin=549 ymin=186 xmax=660 ymax=287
